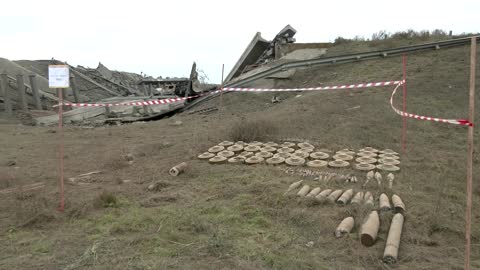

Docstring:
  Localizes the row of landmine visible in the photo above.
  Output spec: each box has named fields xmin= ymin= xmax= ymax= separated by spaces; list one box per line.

xmin=198 ymin=141 xmax=401 ymax=171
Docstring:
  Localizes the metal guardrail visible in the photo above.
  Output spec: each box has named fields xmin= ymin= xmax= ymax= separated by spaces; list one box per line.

xmin=227 ymin=36 xmax=480 ymax=88
xmin=182 ymin=35 xmax=479 ymax=111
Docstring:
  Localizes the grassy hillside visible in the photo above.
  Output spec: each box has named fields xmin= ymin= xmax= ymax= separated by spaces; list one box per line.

xmin=0 ymin=38 xmax=479 ymax=269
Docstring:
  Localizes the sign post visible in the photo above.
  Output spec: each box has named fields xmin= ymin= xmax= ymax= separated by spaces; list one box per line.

xmin=49 ymin=65 xmax=69 ymax=212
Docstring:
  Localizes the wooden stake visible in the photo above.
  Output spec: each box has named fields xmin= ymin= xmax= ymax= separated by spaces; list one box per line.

xmin=402 ymin=55 xmax=407 ymax=153
xmin=464 ymin=36 xmax=476 ymax=270
xmin=57 ymin=87 xmax=65 ymax=212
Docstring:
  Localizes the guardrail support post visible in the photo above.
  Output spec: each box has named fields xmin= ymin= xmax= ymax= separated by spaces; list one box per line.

xmin=70 ymin=73 xmax=80 ymax=103
xmin=0 ymin=74 xmax=13 ymax=115
xmin=16 ymin=74 xmax=28 ymax=111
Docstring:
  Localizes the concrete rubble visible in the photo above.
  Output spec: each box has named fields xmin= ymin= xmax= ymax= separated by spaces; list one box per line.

xmin=0 ymin=58 xmax=216 ymax=125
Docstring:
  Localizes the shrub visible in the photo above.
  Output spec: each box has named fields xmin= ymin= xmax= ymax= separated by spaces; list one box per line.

xmin=93 ymin=191 xmax=119 ymax=208
xmin=228 ymin=118 xmax=278 ymax=142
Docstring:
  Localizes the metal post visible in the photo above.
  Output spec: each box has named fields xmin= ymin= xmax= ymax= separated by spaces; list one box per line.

xmin=464 ymin=36 xmax=476 ymax=270
xmin=69 ymin=73 xmax=80 ymax=103
xmin=1 ymin=74 xmax=12 ymax=115
xmin=57 ymin=87 xmax=65 ymax=212
xmin=219 ymin=64 xmax=224 ymax=111
xmin=28 ymin=74 xmax=42 ymax=110
xmin=16 ymin=74 xmax=28 ymax=111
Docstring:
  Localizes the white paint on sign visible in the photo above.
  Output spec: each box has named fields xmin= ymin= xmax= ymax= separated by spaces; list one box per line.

xmin=49 ymin=65 xmax=70 ymax=88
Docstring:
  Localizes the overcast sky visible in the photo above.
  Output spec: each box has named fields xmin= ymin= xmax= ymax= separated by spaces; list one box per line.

xmin=1 ymin=0 xmax=478 ymax=83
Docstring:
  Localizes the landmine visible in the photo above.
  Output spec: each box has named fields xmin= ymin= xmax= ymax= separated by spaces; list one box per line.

xmin=363 ymin=170 xmax=374 ymax=187
xmin=336 ymin=149 xmax=355 ymax=156
xmin=274 ymin=152 xmax=291 ymax=159
xmin=327 ymin=189 xmax=343 ymax=203
xmin=244 ymin=145 xmax=261 ymax=152
xmin=266 ymin=157 xmax=285 ymax=165
xmin=306 ymin=187 xmax=321 ymax=197
xmin=293 ymin=151 xmax=310 ymax=158
xmin=297 ymin=185 xmax=310 ymax=197
xmin=277 ymin=147 xmax=295 ymax=153
xmin=360 ymin=210 xmax=380 ymax=246
xmin=198 ymin=152 xmax=215 ymax=160
xmin=380 ymin=149 xmax=398 ymax=155
xmin=332 ymin=154 xmax=354 ymax=161
xmin=298 ymin=142 xmax=314 ymax=149
xmin=208 ymin=145 xmax=224 ymax=153
xmin=209 ymin=156 xmax=227 ymax=164
xmin=328 ymin=160 xmax=350 ymax=168
xmin=169 ymin=162 xmax=187 ymax=176
xmin=296 ymin=148 xmax=314 ymax=153
xmin=375 ymin=172 xmax=383 ymax=186
xmin=378 ymin=153 xmax=399 ymax=159
xmin=245 ymin=156 xmax=264 ymax=164
xmin=261 ymin=146 xmax=277 ymax=152
xmin=256 ymin=151 xmax=274 ymax=158
xmin=260 ymin=146 xmax=277 ymax=152
xmin=306 ymin=160 xmax=328 ymax=168
xmin=315 ymin=189 xmax=332 ymax=202
xmin=335 ymin=217 xmax=355 ymax=238
xmin=378 ymin=158 xmax=401 ymax=165
xmin=228 ymin=156 xmax=245 ymax=163
xmin=284 ymin=180 xmax=303 ymax=195
xmin=355 ymin=157 xmax=377 ymax=164
xmin=360 ymin=147 xmax=379 ymax=153
xmin=218 ymin=141 xmax=234 ymax=146
xmin=383 ymin=213 xmax=404 ymax=264
xmin=285 ymin=157 xmax=306 ymax=166
xmin=239 ymin=151 xmax=254 ymax=158
xmin=392 ymin=194 xmax=406 ymax=213
xmin=280 ymin=142 xmax=295 ymax=148
xmin=264 ymin=142 xmax=279 ymax=147
xmin=364 ymin=192 xmax=374 ymax=207
xmin=351 ymin=191 xmax=364 ymax=204
xmin=249 ymin=141 xmax=263 ymax=147
xmin=387 ymin=173 xmax=395 ymax=189
xmin=379 ymin=193 xmax=391 ymax=211
xmin=227 ymin=144 xmax=244 ymax=152
xmin=357 ymin=151 xmax=377 ymax=158
xmin=355 ymin=163 xmax=376 ymax=171
xmin=377 ymin=164 xmax=400 ymax=172
xmin=218 ymin=151 xmax=235 ymax=158
xmin=310 ymin=152 xmax=329 ymax=160
xmin=337 ymin=189 xmax=354 ymax=205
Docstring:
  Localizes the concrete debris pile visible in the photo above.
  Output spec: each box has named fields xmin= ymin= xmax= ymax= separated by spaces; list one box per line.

xmin=224 ymin=24 xmax=332 ymax=87
xmin=1 ymin=57 xmax=216 ymax=125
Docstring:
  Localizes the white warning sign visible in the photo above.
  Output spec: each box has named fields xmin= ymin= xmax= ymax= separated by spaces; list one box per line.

xmin=48 ymin=65 xmax=70 ymax=88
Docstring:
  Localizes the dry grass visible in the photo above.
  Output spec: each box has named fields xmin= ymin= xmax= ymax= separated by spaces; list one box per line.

xmin=0 ymin=37 xmax=479 ymax=269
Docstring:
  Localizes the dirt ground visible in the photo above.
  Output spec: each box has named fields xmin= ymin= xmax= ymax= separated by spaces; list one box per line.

xmin=1 ymin=42 xmax=480 ymax=269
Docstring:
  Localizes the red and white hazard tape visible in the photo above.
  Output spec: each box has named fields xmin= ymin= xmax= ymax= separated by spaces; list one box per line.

xmin=390 ymin=81 xmax=473 ymax=126
xmin=61 ymin=90 xmax=222 ymax=107
xmin=60 ymin=80 xmax=401 ymax=107
xmin=224 ymin=80 xmax=402 ymax=92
